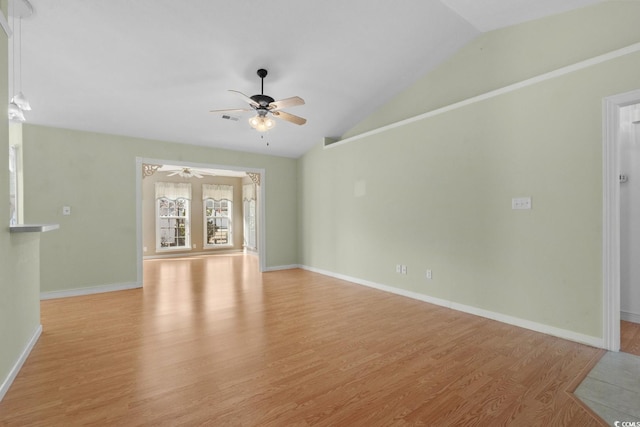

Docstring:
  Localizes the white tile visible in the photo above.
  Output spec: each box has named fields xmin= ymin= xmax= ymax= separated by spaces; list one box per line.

xmin=576 ymin=377 xmax=640 ymax=418
xmin=589 ymin=352 xmax=640 ymax=394
xmin=577 ymin=397 xmax=637 ymax=426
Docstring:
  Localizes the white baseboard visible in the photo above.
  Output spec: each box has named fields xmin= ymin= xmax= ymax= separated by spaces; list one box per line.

xmin=264 ymin=264 xmax=301 ymax=272
xmin=40 ymin=282 xmax=142 ymax=300
xmin=300 ymin=265 xmax=603 ymax=349
xmin=0 ymin=324 xmax=42 ymax=402
xmin=621 ymin=311 xmax=640 ymax=324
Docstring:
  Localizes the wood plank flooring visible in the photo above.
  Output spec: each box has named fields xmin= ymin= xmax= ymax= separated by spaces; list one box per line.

xmin=0 ymin=254 xmax=607 ymax=426
xmin=621 ymin=320 xmax=640 ymax=357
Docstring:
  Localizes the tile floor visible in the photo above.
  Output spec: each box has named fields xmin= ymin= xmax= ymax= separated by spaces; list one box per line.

xmin=575 ymin=351 xmax=640 ymax=425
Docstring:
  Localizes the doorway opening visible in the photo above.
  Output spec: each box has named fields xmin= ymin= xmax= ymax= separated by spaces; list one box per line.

xmin=135 ymin=157 xmax=266 ymax=287
xmin=619 ymin=102 xmax=640 ymax=356
xmin=603 ymin=89 xmax=640 ymax=352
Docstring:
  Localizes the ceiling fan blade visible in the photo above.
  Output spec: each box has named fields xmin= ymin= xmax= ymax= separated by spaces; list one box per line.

xmin=167 ymin=171 xmax=180 ymax=176
xmin=192 ymin=172 xmax=204 ymax=178
xmin=272 ymin=110 xmax=307 ymax=126
xmin=209 ymin=107 xmax=253 ymax=113
xmin=229 ymin=90 xmax=259 ymax=107
xmin=269 ymin=96 xmax=305 ymax=111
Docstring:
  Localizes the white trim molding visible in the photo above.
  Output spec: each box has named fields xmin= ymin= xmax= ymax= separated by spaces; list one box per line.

xmin=40 ymin=282 xmax=141 ymax=300
xmin=327 ymin=42 xmax=640 ymax=150
xmin=300 ymin=265 xmax=603 ymax=348
xmin=0 ymin=11 xmax=11 ymax=37
xmin=0 ymin=324 xmax=41 ymax=402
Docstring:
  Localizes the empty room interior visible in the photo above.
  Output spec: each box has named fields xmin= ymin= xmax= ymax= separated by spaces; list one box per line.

xmin=1 ymin=0 xmax=640 ymax=425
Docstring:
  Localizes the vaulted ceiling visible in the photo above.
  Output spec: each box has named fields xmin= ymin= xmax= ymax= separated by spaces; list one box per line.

xmin=15 ymin=0 xmax=605 ymax=158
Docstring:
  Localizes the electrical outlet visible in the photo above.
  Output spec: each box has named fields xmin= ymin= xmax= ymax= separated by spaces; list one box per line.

xmin=426 ymin=269 xmax=432 ymax=279
xmin=62 ymin=206 xmax=71 ymax=216
xmin=401 ymin=265 xmax=407 ymax=275
xmin=512 ymin=197 xmax=532 ymax=210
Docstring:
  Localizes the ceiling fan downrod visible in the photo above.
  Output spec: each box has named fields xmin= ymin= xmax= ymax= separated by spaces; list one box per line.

xmin=257 ymin=68 xmax=267 ymax=95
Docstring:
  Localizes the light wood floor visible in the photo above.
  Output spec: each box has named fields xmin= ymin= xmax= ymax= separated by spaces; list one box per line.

xmin=621 ymin=320 xmax=640 ymax=357
xmin=0 ymin=254 xmax=607 ymax=426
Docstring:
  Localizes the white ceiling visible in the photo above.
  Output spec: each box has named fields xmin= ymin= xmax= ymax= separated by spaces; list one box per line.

xmin=15 ymin=0 xmax=605 ymax=158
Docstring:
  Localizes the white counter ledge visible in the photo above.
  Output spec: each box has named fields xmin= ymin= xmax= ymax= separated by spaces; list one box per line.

xmin=10 ymin=224 xmax=60 ymax=233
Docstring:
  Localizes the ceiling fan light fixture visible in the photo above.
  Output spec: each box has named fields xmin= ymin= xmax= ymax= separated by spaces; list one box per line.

xmin=249 ymin=115 xmax=275 ymax=132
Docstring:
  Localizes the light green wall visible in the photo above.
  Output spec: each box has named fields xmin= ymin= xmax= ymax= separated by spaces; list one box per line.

xmin=299 ymin=2 xmax=640 ymax=339
xmin=22 ymin=125 xmax=297 ymax=293
xmin=0 ymin=0 xmax=42 ymax=396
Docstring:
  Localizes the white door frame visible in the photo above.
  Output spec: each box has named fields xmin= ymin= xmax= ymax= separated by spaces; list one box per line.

xmin=602 ymin=89 xmax=640 ymax=351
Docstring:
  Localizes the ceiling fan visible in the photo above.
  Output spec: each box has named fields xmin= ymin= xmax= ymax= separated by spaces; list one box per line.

xmin=210 ymin=69 xmax=307 ymax=132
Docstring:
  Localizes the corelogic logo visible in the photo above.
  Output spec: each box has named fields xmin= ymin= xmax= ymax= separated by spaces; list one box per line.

xmin=614 ymin=422 xmax=640 ymax=427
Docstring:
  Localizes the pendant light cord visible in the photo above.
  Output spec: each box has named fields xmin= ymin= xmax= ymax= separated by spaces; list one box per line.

xmin=11 ymin=10 xmax=15 ymax=96
xmin=18 ymin=17 xmax=22 ymax=93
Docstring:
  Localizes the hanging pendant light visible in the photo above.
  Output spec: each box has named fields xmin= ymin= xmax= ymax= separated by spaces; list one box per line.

xmin=7 ymin=8 xmax=17 ymax=121
xmin=15 ymin=15 xmax=30 ymax=110
xmin=8 ymin=1 xmax=33 ymax=121
xmin=8 ymin=100 xmax=25 ymax=122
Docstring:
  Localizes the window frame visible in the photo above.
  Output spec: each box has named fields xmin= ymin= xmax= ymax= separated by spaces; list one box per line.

xmin=243 ymin=198 xmax=257 ymax=250
xmin=156 ymin=196 xmax=191 ymax=251
xmin=203 ymin=197 xmax=233 ymax=248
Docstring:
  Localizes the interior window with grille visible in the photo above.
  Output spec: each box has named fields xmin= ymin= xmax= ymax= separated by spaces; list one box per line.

xmin=203 ymin=184 xmax=233 ymax=247
xmin=155 ymin=182 xmax=192 ymax=251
